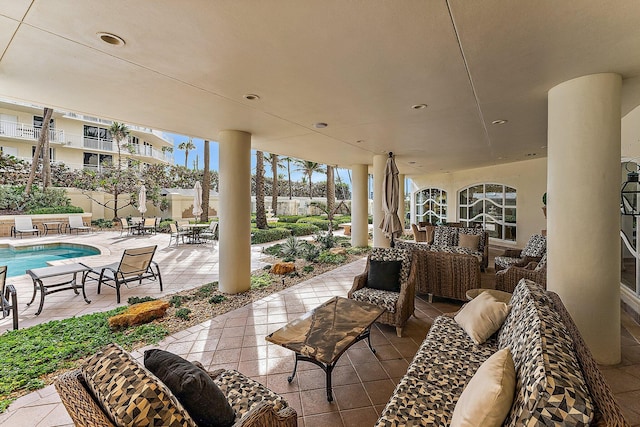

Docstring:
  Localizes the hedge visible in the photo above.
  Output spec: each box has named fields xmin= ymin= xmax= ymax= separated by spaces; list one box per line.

xmin=251 ymin=227 xmax=291 ymax=244
xmin=295 ymin=217 xmax=339 ymax=231
xmin=27 ymin=206 xmax=84 ymax=214
xmin=275 ymin=215 xmax=305 ymax=223
xmin=273 ymin=222 xmax=319 ymax=236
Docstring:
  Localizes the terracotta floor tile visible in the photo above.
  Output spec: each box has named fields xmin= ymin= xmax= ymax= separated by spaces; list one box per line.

xmin=300 ymin=388 xmax=340 ymax=416
xmin=303 ymin=412 xmax=344 ymax=427
xmin=353 ymin=361 xmax=390 ymax=382
xmin=340 ymin=407 xmax=379 ymax=427
xmin=363 ymin=379 xmax=397 ymax=405
xmin=333 ymin=383 xmax=371 ymax=410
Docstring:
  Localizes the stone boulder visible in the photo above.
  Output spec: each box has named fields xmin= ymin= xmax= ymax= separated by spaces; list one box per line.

xmin=108 ymin=300 xmax=170 ymax=329
xmin=271 ymin=262 xmax=296 ymax=275
xmin=329 ymin=247 xmax=347 ymax=255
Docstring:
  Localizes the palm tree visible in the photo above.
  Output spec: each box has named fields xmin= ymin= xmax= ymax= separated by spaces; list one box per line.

xmin=265 ymin=153 xmax=284 ymax=214
xmin=282 ymin=156 xmax=294 ymax=199
xmin=109 ymin=121 xmax=130 ymax=220
xmin=26 ymin=107 xmax=54 ymax=195
xmin=178 ymin=138 xmax=196 ymax=168
xmin=295 ymin=160 xmax=325 ymax=199
xmin=201 ymin=140 xmax=210 ymax=222
xmin=326 ymin=164 xmax=336 ymax=233
xmin=255 ymin=151 xmax=268 ymax=229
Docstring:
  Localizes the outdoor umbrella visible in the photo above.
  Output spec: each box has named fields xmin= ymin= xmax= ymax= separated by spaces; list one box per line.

xmin=379 ymin=152 xmax=403 ymax=247
xmin=138 ymin=185 xmax=147 ymax=218
xmin=193 ymin=181 xmax=203 ymax=218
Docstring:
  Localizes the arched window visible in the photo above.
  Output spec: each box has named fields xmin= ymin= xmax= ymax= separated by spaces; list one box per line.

xmin=414 ymin=188 xmax=447 ymax=225
xmin=459 ymin=183 xmax=516 ymax=241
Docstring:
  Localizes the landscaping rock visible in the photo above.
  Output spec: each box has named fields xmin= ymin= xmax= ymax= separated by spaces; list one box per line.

xmin=329 ymin=247 xmax=347 ymax=255
xmin=270 ymin=262 xmax=296 ymax=275
xmin=108 ymin=300 xmax=170 ymax=329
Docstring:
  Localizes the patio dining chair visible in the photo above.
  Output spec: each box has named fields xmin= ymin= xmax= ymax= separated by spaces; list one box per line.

xmin=0 ymin=266 xmax=18 ymax=330
xmin=119 ymin=217 xmax=133 ymax=236
xmin=11 ymin=216 xmax=40 ymax=238
xmin=68 ymin=215 xmax=91 ymax=234
xmin=84 ymin=245 xmax=163 ymax=303
xmin=169 ymin=222 xmax=189 ymax=247
xmin=199 ymin=221 xmax=218 ymax=246
xmin=143 ymin=217 xmax=158 ymax=234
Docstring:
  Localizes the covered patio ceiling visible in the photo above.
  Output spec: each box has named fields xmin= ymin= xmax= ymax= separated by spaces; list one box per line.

xmin=1 ymin=1 xmax=640 ymax=174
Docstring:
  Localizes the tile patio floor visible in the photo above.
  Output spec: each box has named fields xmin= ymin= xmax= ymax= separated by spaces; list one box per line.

xmin=0 ymin=231 xmax=639 ymax=426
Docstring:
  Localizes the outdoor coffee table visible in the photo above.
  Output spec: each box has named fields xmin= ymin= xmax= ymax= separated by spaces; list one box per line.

xmin=265 ymin=296 xmax=384 ymax=402
xmin=26 ymin=263 xmax=91 ymax=315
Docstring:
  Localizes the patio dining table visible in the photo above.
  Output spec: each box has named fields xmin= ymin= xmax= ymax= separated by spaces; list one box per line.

xmin=181 ymin=223 xmax=210 ymax=244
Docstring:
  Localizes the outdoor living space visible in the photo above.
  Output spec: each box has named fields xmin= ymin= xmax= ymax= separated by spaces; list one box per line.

xmin=1 ymin=231 xmax=640 ymax=426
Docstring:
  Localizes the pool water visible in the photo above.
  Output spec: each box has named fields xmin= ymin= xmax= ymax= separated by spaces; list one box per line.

xmin=0 ymin=244 xmax=100 ymax=277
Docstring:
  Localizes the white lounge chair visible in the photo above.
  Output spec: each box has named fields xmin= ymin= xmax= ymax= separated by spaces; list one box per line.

xmin=199 ymin=222 xmax=219 ymax=246
xmin=68 ymin=215 xmax=91 ymax=234
xmin=11 ymin=216 xmax=40 ymax=238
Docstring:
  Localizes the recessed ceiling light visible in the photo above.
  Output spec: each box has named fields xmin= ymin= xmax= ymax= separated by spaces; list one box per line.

xmin=408 ymin=161 xmax=416 ymax=164
xmin=243 ymin=94 xmax=260 ymax=101
xmin=356 ymin=140 xmax=364 ymax=144
xmin=314 ymin=122 xmax=328 ymax=129
xmin=97 ymin=32 xmax=125 ymax=46
xmin=526 ymin=153 xmax=537 ymax=157
xmin=411 ymin=104 xmax=428 ymax=110
xmin=492 ymin=119 xmax=508 ymax=125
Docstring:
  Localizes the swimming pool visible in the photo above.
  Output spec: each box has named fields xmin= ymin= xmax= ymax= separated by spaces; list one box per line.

xmin=0 ymin=244 xmax=101 ymax=277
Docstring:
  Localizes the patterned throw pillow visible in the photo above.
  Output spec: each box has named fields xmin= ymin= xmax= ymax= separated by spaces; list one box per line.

xmin=521 ymin=234 xmax=546 ymax=258
xmin=81 ymin=343 xmax=196 ymax=427
xmin=371 ymin=247 xmax=411 ymax=286
xmin=534 ymin=253 xmax=548 ymax=271
xmin=433 ymin=226 xmax=458 ymax=247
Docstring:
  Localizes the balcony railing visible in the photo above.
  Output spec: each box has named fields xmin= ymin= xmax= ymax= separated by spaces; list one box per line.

xmin=0 ymin=120 xmax=65 ymax=143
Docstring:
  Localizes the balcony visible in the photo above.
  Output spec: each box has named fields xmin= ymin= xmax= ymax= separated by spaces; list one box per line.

xmin=0 ymin=120 xmax=65 ymax=143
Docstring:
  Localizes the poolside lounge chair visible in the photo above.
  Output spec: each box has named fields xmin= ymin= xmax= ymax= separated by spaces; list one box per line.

xmin=0 ymin=266 xmax=18 ymax=330
xmin=84 ymin=245 xmax=162 ymax=303
xmin=169 ymin=222 xmax=188 ymax=247
xmin=68 ymin=215 xmax=91 ymax=234
xmin=11 ymin=216 xmax=40 ymax=238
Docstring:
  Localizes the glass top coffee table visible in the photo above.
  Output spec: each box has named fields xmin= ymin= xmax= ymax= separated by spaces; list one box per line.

xmin=266 ymin=296 xmax=384 ymax=401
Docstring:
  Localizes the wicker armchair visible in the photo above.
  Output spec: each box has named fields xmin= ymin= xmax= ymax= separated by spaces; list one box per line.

xmin=494 ymin=234 xmax=546 ymax=271
xmin=495 ymin=254 xmax=547 ymax=293
xmin=348 ymin=247 xmax=417 ymax=337
xmin=55 ymin=364 xmax=298 ymax=427
xmin=411 ymin=224 xmax=427 ymax=242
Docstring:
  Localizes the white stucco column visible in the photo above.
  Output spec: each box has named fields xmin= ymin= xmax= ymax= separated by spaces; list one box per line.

xmin=548 ymin=73 xmax=621 ymax=364
xmin=398 ymin=174 xmax=406 ymax=232
xmin=373 ymin=154 xmax=389 ymax=247
xmin=351 ymin=164 xmax=369 ymax=247
xmin=218 ymin=130 xmax=252 ymax=294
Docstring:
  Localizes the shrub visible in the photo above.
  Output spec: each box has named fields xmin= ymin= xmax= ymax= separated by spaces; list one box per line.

xmin=28 ymin=206 xmax=84 ymax=214
xmin=315 ymin=232 xmax=337 ymax=249
xmin=281 ymin=235 xmax=305 ymax=259
xmin=0 ymin=185 xmax=75 ymax=212
xmin=251 ymin=272 xmax=272 ymax=289
xmin=263 ymin=244 xmax=283 ymax=256
xmin=169 ymin=295 xmax=188 ymax=307
xmin=318 ymin=251 xmax=347 ymax=264
xmin=347 ymin=246 xmax=371 ymax=255
xmin=303 ymin=244 xmax=320 ymax=262
xmin=158 ymin=219 xmax=174 ymax=233
xmin=277 ymin=215 xmax=305 ymax=223
xmin=195 ymin=282 xmax=217 ymax=299
xmin=302 ymin=265 xmax=314 ymax=274
xmin=92 ymin=218 xmax=114 ymax=229
xmin=127 ymin=296 xmax=156 ymax=305
xmin=296 ymin=217 xmax=338 ymax=231
xmin=175 ymin=308 xmax=191 ymax=320
xmin=251 ymin=227 xmax=291 ymax=244
xmin=209 ymin=295 xmax=226 ymax=304
xmin=273 ymin=222 xmax=319 ymax=236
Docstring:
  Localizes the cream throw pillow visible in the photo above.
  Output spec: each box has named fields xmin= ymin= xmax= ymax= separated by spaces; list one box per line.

xmin=450 ymin=348 xmax=516 ymax=427
xmin=458 ymin=233 xmax=480 ymax=251
xmin=454 ymin=291 xmax=510 ymax=344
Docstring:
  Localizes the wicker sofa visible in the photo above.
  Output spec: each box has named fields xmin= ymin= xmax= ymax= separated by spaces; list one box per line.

xmin=55 ymin=344 xmax=297 ymax=427
xmin=410 ymin=225 xmax=489 ymax=271
xmin=375 ymin=279 xmax=628 ymax=427
xmin=395 ymin=240 xmax=481 ymax=301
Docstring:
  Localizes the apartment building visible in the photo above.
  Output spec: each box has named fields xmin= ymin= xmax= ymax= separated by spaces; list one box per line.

xmin=0 ymin=99 xmax=174 ymax=171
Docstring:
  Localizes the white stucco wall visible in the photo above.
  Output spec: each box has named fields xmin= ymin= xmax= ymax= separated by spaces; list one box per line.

xmin=408 ymin=157 xmax=547 ymax=248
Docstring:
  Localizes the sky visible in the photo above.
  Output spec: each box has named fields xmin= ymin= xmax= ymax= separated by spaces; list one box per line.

xmin=168 ymin=133 xmax=353 ymax=187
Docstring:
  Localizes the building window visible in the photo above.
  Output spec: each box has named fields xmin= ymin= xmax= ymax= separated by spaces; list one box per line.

xmin=414 ymin=188 xmax=447 ymax=225
xmin=32 ymin=146 xmax=55 ymax=161
xmin=459 ymin=183 xmax=516 ymax=241
xmin=33 ymin=115 xmax=55 ymax=130
xmin=83 ymin=152 xmax=112 ymax=171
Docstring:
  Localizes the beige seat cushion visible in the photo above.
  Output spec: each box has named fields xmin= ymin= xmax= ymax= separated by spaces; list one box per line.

xmin=454 ymin=291 xmax=510 ymax=344
xmin=450 ymin=348 xmax=516 ymax=427
xmin=458 ymin=233 xmax=480 ymax=251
